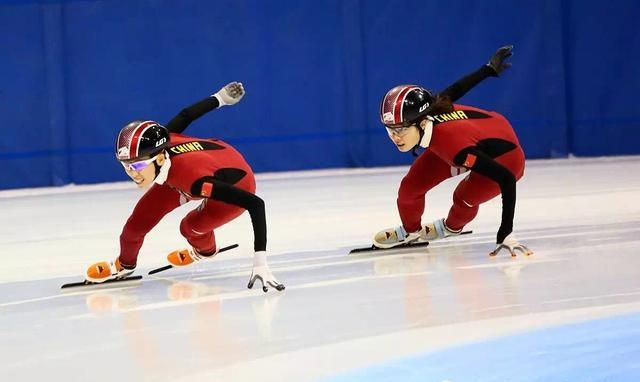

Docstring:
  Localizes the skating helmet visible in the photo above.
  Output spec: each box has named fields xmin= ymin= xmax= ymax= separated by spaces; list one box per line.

xmin=115 ymin=120 xmax=169 ymax=161
xmin=379 ymin=85 xmax=434 ymax=127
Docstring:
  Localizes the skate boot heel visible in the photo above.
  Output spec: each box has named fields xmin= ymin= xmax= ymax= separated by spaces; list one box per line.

xmin=86 ymin=258 xmax=134 ymax=283
xmin=167 ymin=248 xmax=218 ymax=267
xmin=421 ymin=218 xmax=463 ymax=241
xmin=373 ymin=226 xmax=421 ymax=249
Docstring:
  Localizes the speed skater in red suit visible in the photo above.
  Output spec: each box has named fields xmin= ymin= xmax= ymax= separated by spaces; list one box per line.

xmin=374 ymin=46 xmax=532 ymax=257
xmin=85 ymin=82 xmax=284 ymax=291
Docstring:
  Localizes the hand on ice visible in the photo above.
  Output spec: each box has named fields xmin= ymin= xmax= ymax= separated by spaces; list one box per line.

xmin=214 ymin=81 xmax=245 ymax=106
xmin=490 ymin=234 xmax=533 ymax=257
xmin=248 ymin=251 xmax=285 ymax=293
xmin=248 ymin=265 xmax=285 ymax=292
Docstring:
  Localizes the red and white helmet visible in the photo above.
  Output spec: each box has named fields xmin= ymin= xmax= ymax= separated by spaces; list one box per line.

xmin=115 ymin=120 xmax=169 ymax=161
xmin=379 ymin=85 xmax=434 ymax=127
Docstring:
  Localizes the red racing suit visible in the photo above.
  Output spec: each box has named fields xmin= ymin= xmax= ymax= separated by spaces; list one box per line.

xmin=118 ymin=133 xmax=256 ymax=268
xmin=398 ymin=104 xmax=525 ymax=244
xmin=115 ymin=93 xmax=265 ymax=269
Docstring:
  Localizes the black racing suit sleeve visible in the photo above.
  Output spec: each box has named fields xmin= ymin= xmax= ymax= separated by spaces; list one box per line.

xmin=453 ymin=147 xmax=516 ymax=244
xmin=165 ymin=96 xmax=221 ymax=134
xmin=439 ymin=65 xmax=495 ymax=102
xmin=191 ymin=177 xmax=266 ymax=252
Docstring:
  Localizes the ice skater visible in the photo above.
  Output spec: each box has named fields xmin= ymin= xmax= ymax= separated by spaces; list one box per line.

xmin=85 ymin=82 xmax=284 ymax=291
xmin=374 ymin=46 xmax=533 ymax=257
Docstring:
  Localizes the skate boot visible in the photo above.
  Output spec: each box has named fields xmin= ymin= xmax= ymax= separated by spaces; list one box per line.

xmin=167 ymin=247 xmax=218 ymax=267
xmin=373 ymin=225 xmax=422 ymax=249
xmin=86 ymin=258 xmax=135 ymax=283
xmin=421 ymin=218 xmax=463 ymax=241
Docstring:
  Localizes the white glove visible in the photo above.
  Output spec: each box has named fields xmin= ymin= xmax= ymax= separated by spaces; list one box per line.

xmin=213 ymin=81 xmax=245 ymax=106
xmin=490 ymin=234 xmax=533 ymax=257
xmin=248 ymin=251 xmax=285 ymax=292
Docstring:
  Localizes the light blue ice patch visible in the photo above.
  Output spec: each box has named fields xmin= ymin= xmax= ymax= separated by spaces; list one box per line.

xmin=320 ymin=312 xmax=640 ymax=382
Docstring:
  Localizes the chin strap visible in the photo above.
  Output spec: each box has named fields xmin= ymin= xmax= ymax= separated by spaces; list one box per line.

xmin=411 ymin=117 xmax=435 ymax=156
xmin=153 ymin=151 xmax=171 ymax=185
xmin=419 ymin=117 xmax=434 ymax=148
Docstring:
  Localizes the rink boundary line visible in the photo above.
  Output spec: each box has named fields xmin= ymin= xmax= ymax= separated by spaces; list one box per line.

xmin=0 ymin=285 xmax=138 ymax=307
xmin=2 ymin=223 xmax=634 ymax=287
xmin=190 ymin=254 xmax=427 ymax=281
xmin=290 ymin=271 xmax=431 ymax=289
xmin=269 ymin=221 xmax=640 ymax=267
xmin=181 ymin=301 xmax=640 ymax=382
xmin=456 ymin=257 xmax=567 ymax=269
xmin=186 ymin=233 xmax=551 ymax=280
xmin=470 ymin=304 xmax=524 ymax=313
xmin=2 ymin=155 xmax=639 ymax=199
xmin=68 ymin=270 xmax=432 ymax=318
xmin=5 ymin=223 xmax=627 ymax=290
xmin=542 ymin=291 xmax=640 ymax=305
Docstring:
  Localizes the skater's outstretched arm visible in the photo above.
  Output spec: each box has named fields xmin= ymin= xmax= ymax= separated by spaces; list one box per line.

xmin=453 ymin=147 xmax=516 ymax=244
xmin=165 ymin=82 xmax=245 ymax=133
xmin=191 ymin=177 xmax=284 ymax=292
xmin=452 ymin=146 xmax=532 ymax=256
xmin=191 ymin=177 xmax=266 ymax=252
xmin=439 ymin=45 xmax=513 ymax=102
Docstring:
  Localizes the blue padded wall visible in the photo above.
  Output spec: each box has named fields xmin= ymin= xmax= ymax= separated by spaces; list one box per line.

xmin=1 ymin=0 xmax=638 ymax=189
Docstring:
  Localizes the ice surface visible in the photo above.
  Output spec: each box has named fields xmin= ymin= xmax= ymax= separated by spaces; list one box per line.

xmin=1 ymin=156 xmax=639 ymax=381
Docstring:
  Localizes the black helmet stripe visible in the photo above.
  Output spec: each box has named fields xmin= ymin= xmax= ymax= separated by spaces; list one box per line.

xmin=395 ymin=86 xmax=420 ymax=125
xmin=129 ymin=121 xmax=157 ymax=160
xmin=381 ymin=85 xmax=420 ymax=125
xmin=116 ymin=120 xmax=164 ymax=161
xmin=380 ymin=85 xmax=434 ymax=126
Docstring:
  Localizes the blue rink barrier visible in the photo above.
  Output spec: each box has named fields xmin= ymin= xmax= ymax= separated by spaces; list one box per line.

xmin=1 ymin=0 xmax=640 ymax=189
xmin=321 ymin=312 xmax=640 ymax=382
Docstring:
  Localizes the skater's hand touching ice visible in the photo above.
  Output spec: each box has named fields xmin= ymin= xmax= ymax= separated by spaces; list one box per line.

xmin=248 ymin=251 xmax=285 ymax=292
xmin=490 ymin=234 xmax=533 ymax=257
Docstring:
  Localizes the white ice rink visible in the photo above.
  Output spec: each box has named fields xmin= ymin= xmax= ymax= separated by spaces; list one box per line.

xmin=1 ymin=156 xmax=640 ymax=381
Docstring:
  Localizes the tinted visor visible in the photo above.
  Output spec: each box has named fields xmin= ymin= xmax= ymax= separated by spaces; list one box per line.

xmin=385 ymin=124 xmax=416 ymax=137
xmin=120 ymin=155 xmax=158 ymax=172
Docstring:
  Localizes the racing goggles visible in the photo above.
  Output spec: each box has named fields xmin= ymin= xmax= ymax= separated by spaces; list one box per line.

xmin=120 ymin=155 xmax=158 ymax=172
xmin=385 ymin=123 xmax=416 ymax=137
